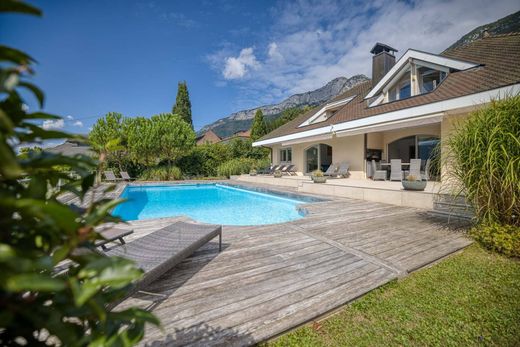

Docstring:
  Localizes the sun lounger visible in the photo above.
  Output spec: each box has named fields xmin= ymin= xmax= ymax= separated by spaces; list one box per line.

xmin=282 ymin=164 xmax=295 ymax=175
xmin=287 ymin=165 xmax=298 ymax=175
xmin=336 ymin=162 xmax=350 ymax=178
xmin=324 ymin=163 xmax=338 ymax=177
xmin=104 ymin=221 xmax=222 ymax=306
xmin=120 ymin=171 xmax=135 ymax=181
xmin=104 ymin=170 xmax=121 ymax=182
xmin=95 ymin=227 xmax=134 ymax=250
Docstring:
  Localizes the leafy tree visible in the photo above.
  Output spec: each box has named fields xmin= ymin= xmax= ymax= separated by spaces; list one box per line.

xmin=89 ymin=112 xmax=126 ymax=171
xmin=125 ymin=116 xmax=159 ymax=167
xmin=0 ymin=2 xmax=159 ymax=346
xmin=172 ymin=81 xmax=193 ymax=128
xmin=250 ymin=109 xmax=268 ymax=140
xmin=150 ymin=113 xmax=195 ymax=164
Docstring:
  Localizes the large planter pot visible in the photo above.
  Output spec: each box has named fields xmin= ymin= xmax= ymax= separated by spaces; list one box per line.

xmin=312 ymin=176 xmax=327 ymax=183
xmin=402 ymin=180 xmax=427 ymax=191
xmin=274 ymin=171 xmax=282 ymax=178
xmin=249 ymin=171 xmax=257 ymax=176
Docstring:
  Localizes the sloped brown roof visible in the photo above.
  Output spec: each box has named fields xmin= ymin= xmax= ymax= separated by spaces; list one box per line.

xmin=196 ymin=129 xmax=221 ymax=145
xmin=259 ymin=33 xmax=520 ymax=142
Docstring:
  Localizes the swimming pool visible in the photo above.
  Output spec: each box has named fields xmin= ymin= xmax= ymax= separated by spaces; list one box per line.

xmin=112 ymin=184 xmax=314 ymax=226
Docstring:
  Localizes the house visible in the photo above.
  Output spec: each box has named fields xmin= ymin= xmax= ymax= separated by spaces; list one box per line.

xmin=253 ymin=33 xmax=520 ymax=180
xmin=47 ymin=139 xmax=94 ymax=157
xmin=196 ymin=129 xmax=221 ymax=145
xmin=218 ymin=129 xmax=251 ymax=144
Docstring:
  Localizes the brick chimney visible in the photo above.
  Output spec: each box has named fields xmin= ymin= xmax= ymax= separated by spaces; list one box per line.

xmin=370 ymin=43 xmax=398 ymax=86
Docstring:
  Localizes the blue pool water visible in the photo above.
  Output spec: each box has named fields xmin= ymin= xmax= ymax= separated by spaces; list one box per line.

xmin=112 ymin=184 xmax=310 ymax=226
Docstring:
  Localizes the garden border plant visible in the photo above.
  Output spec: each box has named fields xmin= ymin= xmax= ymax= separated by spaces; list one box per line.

xmin=444 ymin=94 xmax=520 ymax=256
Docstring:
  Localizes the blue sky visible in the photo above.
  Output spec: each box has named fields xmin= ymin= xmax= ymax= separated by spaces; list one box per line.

xmin=1 ymin=0 xmax=518 ymax=136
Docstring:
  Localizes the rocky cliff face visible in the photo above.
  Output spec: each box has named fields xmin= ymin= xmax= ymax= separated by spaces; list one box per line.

xmin=445 ymin=10 xmax=520 ymax=52
xmin=199 ymin=74 xmax=369 ymax=137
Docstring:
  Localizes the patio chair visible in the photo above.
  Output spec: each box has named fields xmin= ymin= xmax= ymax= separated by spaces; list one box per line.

xmin=323 ymin=163 xmax=338 ymax=177
xmin=104 ymin=221 xmax=222 ymax=307
xmin=282 ymin=164 xmax=295 ymax=175
xmin=269 ymin=165 xmax=281 ymax=174
xmin=287 ymin=165 xmax=298 ymax=176
xmin=104 ymin=170 xmax=121 ymax=182
xmin=336 ymin=162 xmax=350 ymax=178
xmin=120 ymin=171 xmax=135 ymax=181
xmin=96 ymin=227 xmax=134 ymax=251
xmin=422 ymin=158 xmax=431 ymax=180
xmin=371 ymin=160 xmax=387 ymax=181
xmin=257 ymin=165 xmax=271 ymax=175
xmin=276 ymin=165 xmax=287 ymax=174
xmin=405 ymin=159 xmax=422 ymax=179
xmin=390 ymin=159 xmax=403 ymax=181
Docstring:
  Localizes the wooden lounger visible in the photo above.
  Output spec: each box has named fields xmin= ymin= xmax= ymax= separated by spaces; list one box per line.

xmin=95 ymin=227 xmax=134 ymax=250
xmin=104 ymin=221 xmax=222 ymax=303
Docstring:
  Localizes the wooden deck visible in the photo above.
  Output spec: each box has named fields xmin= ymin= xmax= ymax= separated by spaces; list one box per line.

xmin=99 ymin=185 xmax=472 ymax=347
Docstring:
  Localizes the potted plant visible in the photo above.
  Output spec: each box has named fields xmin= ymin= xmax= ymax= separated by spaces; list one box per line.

xmin=311 ymin=169 xmax=327 ymax=183
xmin=402 ymin=175 xmax=427 ymax=191
xmin=274 ymin=169 xmax=282 ymax=178
xmin=249 ymin=169 xmax=257 ymax=176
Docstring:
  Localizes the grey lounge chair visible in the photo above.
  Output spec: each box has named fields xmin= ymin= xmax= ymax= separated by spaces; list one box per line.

xmin=336 ymin=162 xmax=350 ymax=178
xmin=105 ymin=221 xmax=222 ymax=306
xmin=405 ymin=159 xmax=422 ymax=179
xmin=104 ymin=171 xmax=121 ymax=182
xmin=390 ymin=159 xmax=403 ymax=181
xmin=371 ymin=160 xmax=387 ymax=181
xmin=96 ymin=227 xmax=134 ymax=251
xmin=120 ymin=171 xmax=135 ymax=181
xmin=324 ymin=163 xmax=338 ymax=177
xmin=422 ymin=158 xmax=431 ymax=180
xmin=282 ymin=164 xmax=295 ymax=175
xmin=286 ymin=165 xmax=298 ymax=175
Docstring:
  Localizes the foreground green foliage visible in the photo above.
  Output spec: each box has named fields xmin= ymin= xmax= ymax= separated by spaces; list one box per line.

xmin=446 ymin=95 xmax=520 ymax=227
xmin=267 ymin=245 xmax=520 ymax=347
xmin=139 ymin=165 xmax=183 ymax=181
xmin=0 ymin=3 xmax=158 ymax=345
xmin=470 ymin=224 xmax=520 ymax=257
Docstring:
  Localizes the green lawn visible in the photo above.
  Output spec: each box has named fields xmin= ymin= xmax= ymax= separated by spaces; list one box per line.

xmin=266 ymin=244 xmax=520 ymax=347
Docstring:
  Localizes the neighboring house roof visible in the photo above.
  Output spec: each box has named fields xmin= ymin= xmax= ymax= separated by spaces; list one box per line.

xmin=196 ymin=129 xmax=221 ymax=145
xmin=255 ymin=33 xmax=520 ymax=145
xmin=46 ymin=140 xmax=95 ymax=156
xmin=218 ymin=129 xmax=252 ymax=144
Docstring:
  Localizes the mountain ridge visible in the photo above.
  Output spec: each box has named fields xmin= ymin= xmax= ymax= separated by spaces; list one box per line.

xmin=198 ymin=75 xmax=369 ymax=138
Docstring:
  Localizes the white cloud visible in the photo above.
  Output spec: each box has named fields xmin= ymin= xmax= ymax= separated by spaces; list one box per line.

xmin=210 ymin=0 xmax=519 ymax=104
xmin=222 ymin=47 xmax=260 ymax=79
xmin=42 ymin=119 xmax=64 ymax=130
xmin=73 ymin=120 xmax=84 ymax=127
xmin=66 ymin=115 xmax=74 ymax=120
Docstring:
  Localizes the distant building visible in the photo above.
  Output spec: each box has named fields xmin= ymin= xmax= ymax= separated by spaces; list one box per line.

xmin=218 ymin=129 xmax=251 ymax=144
xmin=196 ymin=130 xmax=221 ymax=145
xmin=47 ymin=139 xmax=95 ymax=157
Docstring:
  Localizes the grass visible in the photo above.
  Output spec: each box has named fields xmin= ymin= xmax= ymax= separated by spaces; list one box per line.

xmin=265 ymin=244 xmax=520 ymax=347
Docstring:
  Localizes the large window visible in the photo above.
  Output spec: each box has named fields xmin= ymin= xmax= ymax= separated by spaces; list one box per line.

xmin=279 ymin=148 xmax=292 ymax=163
xmin=305 ymin=144 xmax=332 ymax=173
xmin=388 ymin=135 xmax=440 ymax=163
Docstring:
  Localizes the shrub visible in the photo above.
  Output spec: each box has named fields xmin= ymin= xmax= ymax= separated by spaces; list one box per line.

xmin=139 ymin=165 xmax=183 ymax=181
xmin=177 ymin=143 xmax=231 ymax=177
xmin=470 ymin=224 xmax=520 ymax=257
xmin=0 ymin=3 xmax=158 ymax=345
xmin=445 ymin=94 xmax=520 ymax=226
xmin=217 ymin=158 xmax=270 ymax=178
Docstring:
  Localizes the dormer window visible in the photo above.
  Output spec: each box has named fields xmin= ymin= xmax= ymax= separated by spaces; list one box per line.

xmin=365 ymin=48 xmax=478 ymax=107
xmin=299 ymin=95 xmax=356 ymax=127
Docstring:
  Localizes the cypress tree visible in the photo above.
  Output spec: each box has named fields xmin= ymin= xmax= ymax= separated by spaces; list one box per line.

xmin=250 ymin=109 xmax=268 ymax=141
xmin=172 ymin=81 xmax=193 ymax=128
